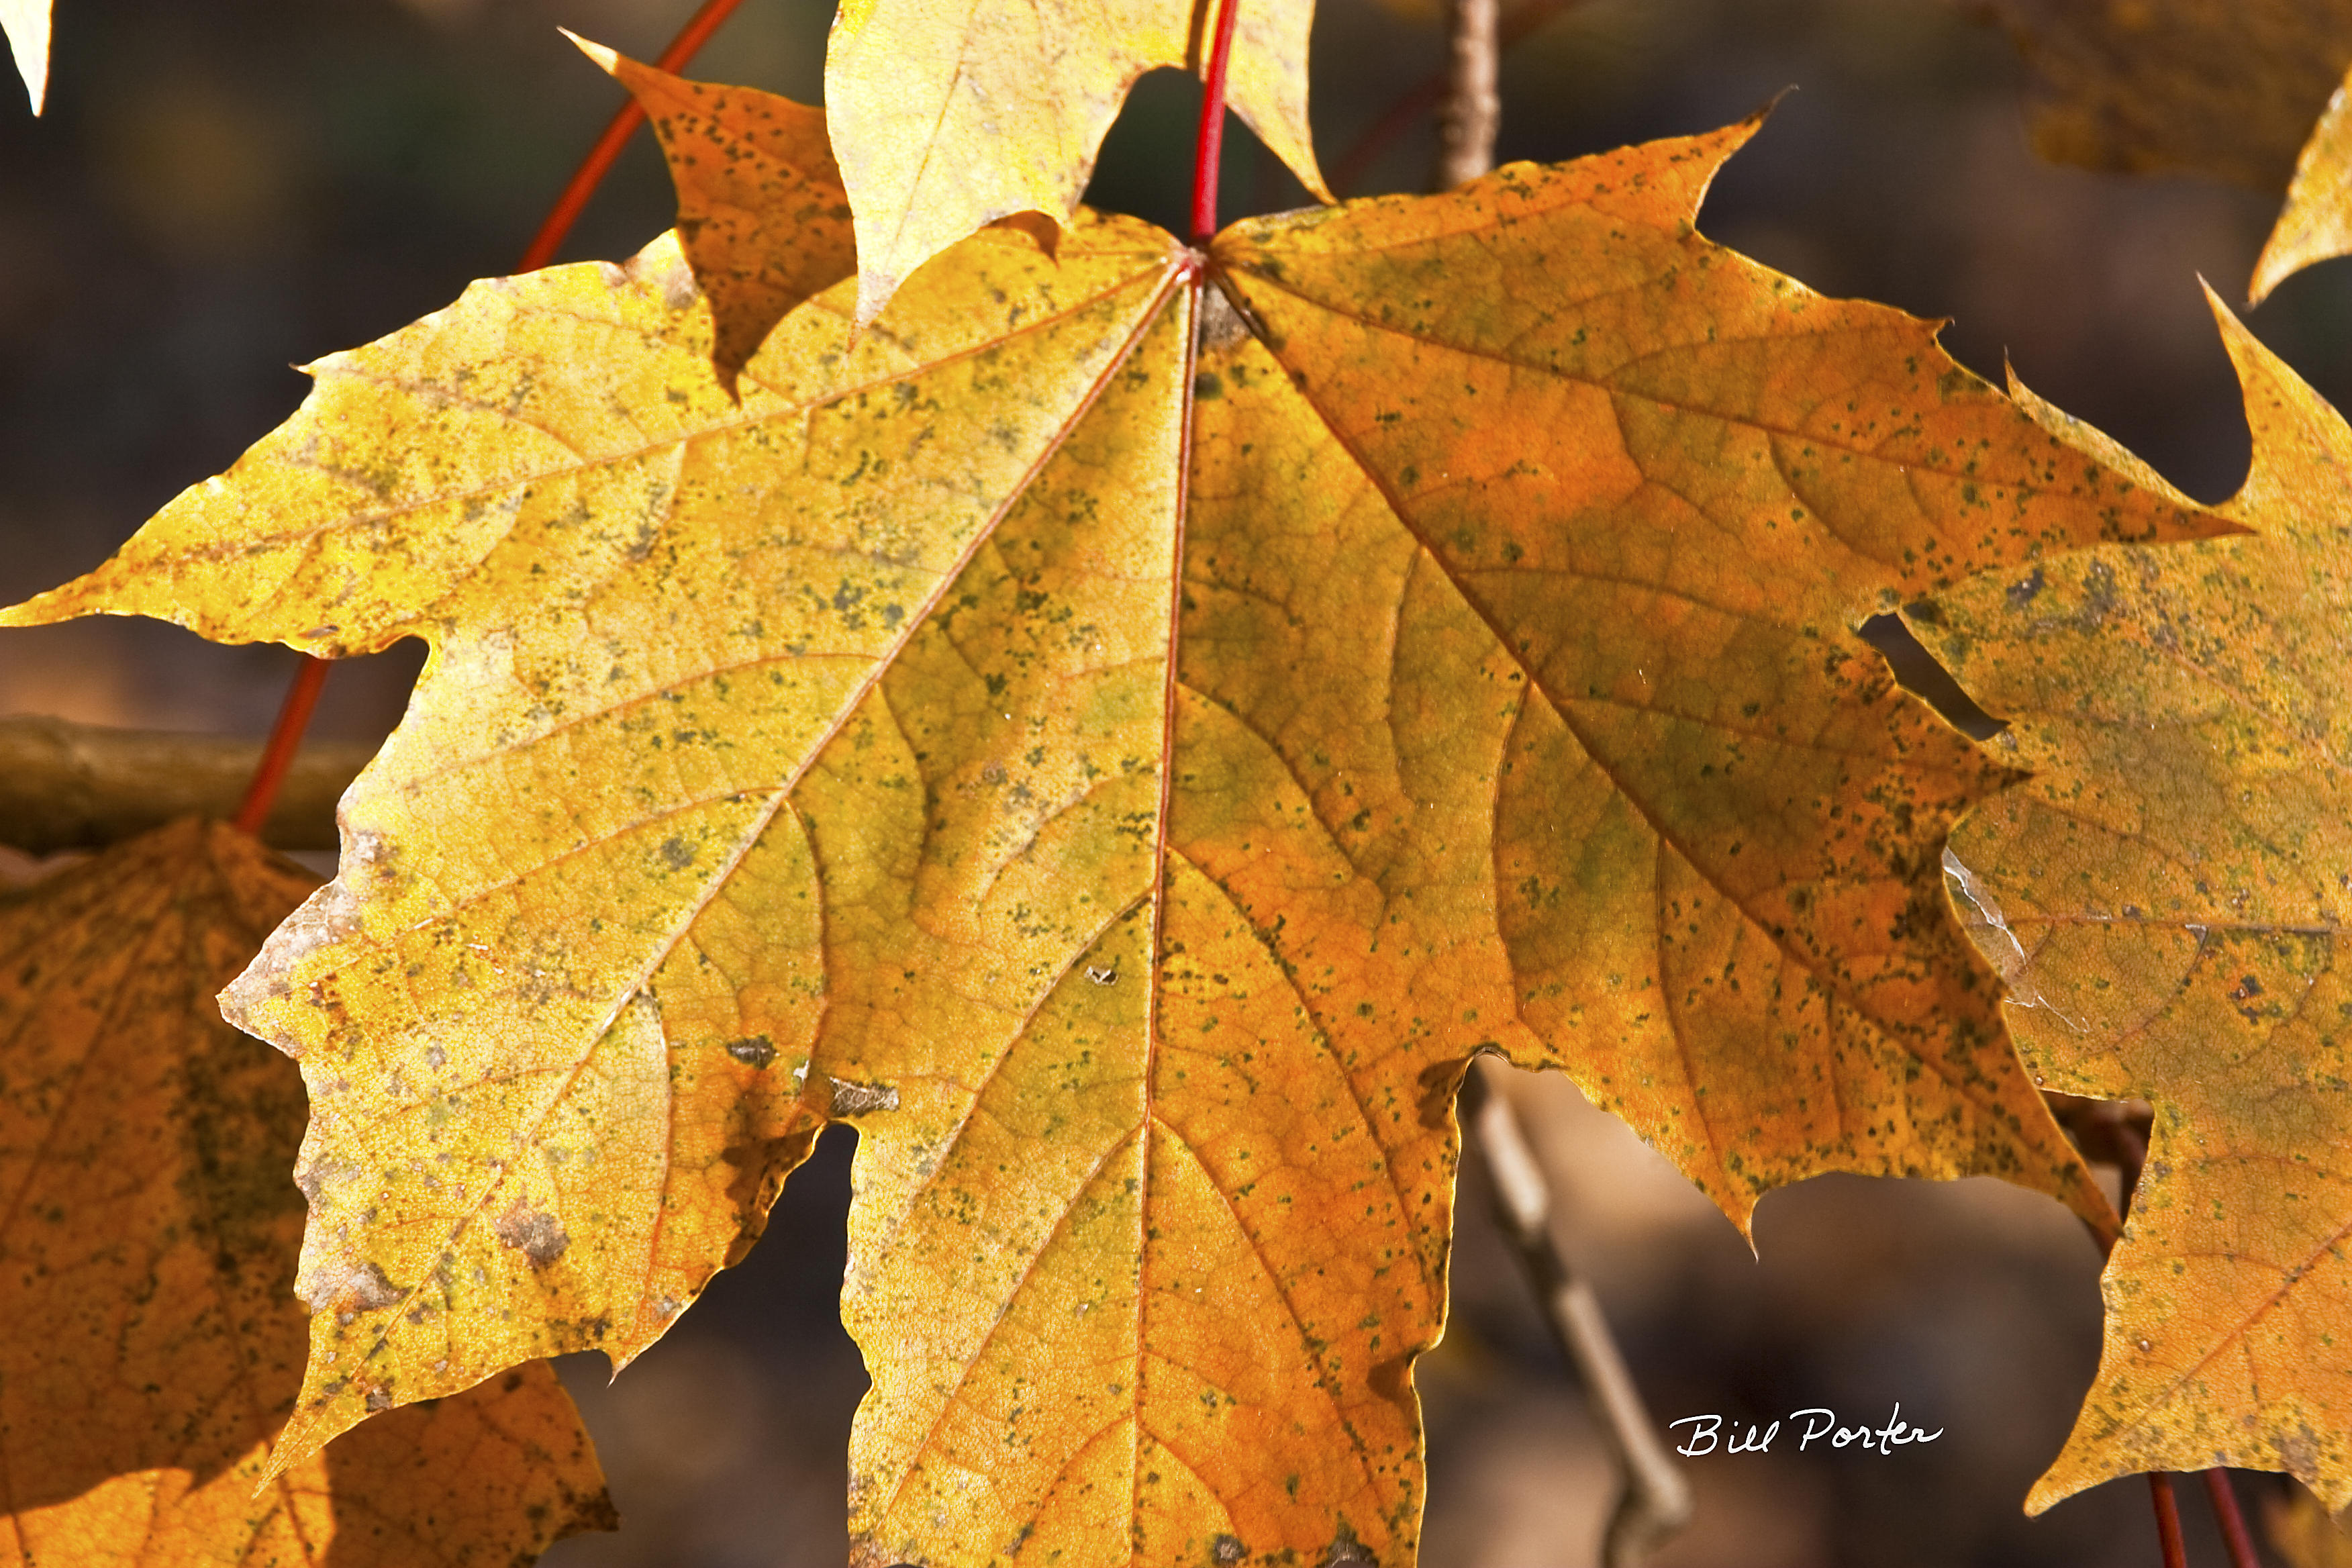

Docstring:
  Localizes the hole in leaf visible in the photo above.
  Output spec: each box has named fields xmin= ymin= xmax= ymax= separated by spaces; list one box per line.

xmin=1857 ymin=612 xmax=2004 ymax=742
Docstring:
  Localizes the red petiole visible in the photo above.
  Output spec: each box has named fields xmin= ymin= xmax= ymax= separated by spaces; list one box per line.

xmin=2202 ymin=1469 xmax=2261 ymax=1568
xmin=232 ymin=653 xmax=330 ymax=836
xmin=2149 ymin=1473 xmax=2186 ymax=1568
xmin=1189 ymin=0 xmax=1244 ymax=243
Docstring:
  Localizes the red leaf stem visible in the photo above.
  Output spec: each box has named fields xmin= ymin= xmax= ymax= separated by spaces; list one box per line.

xmin=2200 ymin=1470 xmax=2259 ymax=1568
xmin=1190 ymin=0 xmax=1245 ymax=242
xmin=2149 ymin=1474 xmax=2187 ymax=1568
xmin=232 ymin=654 xmax=330 ymax=838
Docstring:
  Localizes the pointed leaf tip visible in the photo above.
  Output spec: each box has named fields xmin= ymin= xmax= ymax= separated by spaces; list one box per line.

xmin=561 ymin=26 xmax=621 ymax=77
xmin=2200 ymin=278 xmax=2352 ymax=545
xmin=2252 ymin=65 xmax=2352 ymax=303
xmin=1999 ymin=358 xmax=2196 ymax=510
xmin=1 ymin=0 xmax=47 ymax=113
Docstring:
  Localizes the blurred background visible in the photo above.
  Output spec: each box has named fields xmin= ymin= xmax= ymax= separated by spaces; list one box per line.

xmin=3 ymin=0 xmax=2344 ymax=1562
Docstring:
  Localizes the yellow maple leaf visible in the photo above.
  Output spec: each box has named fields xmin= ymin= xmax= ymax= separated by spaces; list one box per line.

xmin=0 ymin=818 xmax=613 ymax=1565
xmin=0 ymin=99 xmax=2231 ymax=1563
xmin=824 ymin=0 xmax=1328 ymax=324
xmin=1915 ymin=297 xmax=2352 ymax=1513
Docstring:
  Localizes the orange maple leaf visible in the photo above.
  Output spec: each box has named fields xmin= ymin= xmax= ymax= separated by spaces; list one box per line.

xmin=572 ymin=34 xmax=854 ymax=393
xmin=0 ymin=82 xmax=2226 ymax=1563
xmin=1916 ymin=299 xmax=2352 ymax=1514
xmin=0 ymin=819 xmax=613 ymax=1564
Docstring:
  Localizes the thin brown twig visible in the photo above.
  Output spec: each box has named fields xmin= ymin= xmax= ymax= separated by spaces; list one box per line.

xmin=1467 ymin=1063 xmax=1694 ymax=1565
xmin=1331 ymin=0 xmax=1584 ymax=195
xmin=1434 ymin=0 xmax=1501 ymax=189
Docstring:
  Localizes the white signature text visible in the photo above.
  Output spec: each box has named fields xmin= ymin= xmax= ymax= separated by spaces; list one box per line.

xmin=1667 ymin=1404 xmax=1943 ymax=1457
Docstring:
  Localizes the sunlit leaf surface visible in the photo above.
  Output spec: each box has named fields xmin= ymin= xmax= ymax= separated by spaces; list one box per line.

xmin=0 ymin=100 xmax=2233 ymax=1565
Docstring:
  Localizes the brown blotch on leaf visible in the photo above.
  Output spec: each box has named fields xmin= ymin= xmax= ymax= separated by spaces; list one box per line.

xmin=726 ymin=1034 xmax=777 ymax=1068
xmin=1196 ymin=283 xmax=1253 ymax=358
xmin=304 ymin=1256 xmax=401 ymax=1315
xmin=495 ymin=1199 xmax=571 ymax=1268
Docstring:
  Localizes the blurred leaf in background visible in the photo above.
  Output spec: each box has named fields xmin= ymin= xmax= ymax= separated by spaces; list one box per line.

xmin=0 ymin=818 xmax=614 ymax=1564
xmin=1968 ymin=0 xmax=2352 ymax=188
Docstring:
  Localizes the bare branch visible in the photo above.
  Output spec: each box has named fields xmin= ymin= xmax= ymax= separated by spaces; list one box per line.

xmin=1436 ymin=0 xmax=1502 ymax=189
xmin=1467 ymin=1061 xmax=1694 ymax=1565
xmin=0 ymin=714 xmax=367 ymax=852
xmin=1333 ymin=0 xmax=1587 ymax=196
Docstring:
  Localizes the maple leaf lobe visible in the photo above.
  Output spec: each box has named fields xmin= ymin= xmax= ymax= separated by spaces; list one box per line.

xmin=579 ymin=38 xmax=855 ymax=391
xmin=1914 ymin=297 xmax=2352 ymax=1513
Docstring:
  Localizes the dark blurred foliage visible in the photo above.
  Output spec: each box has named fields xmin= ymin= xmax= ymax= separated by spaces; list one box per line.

xmin=1 ymin=1 xmax=2335 ymax=1562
